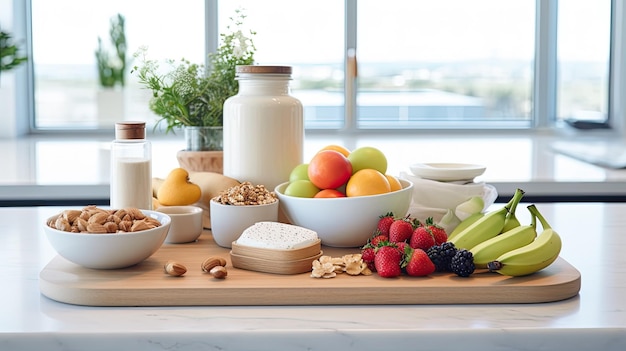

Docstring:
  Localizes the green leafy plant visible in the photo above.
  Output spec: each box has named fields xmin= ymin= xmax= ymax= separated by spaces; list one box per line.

xmin=0 ymin=28 xmax=28 ymax=81
xmin=132 ymin=9 xmax=256 ymax=132
xmin=95 ymin=14 xmax=127 ymax=88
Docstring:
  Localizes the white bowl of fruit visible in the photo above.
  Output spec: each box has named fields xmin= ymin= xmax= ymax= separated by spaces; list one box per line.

xmin=275 ymin=145 xmax=413 ymax=247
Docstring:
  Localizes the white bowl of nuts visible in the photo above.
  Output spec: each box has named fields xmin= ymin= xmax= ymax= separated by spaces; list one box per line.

xmin=275 ymin=179 xmax=414 ymax=247
xmin=44 ymin=206 xmax=171 ymax=269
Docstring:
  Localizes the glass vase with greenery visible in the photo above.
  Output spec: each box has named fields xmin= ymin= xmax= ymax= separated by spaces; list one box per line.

xmin=132 ymin=10 xmax=256 ymax=151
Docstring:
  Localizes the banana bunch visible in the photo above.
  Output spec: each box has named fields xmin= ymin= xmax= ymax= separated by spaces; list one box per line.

xmin=486 ymin=204 xmax=562 ymax=276
xmin=448 ymin=188 xmax=525 ymax=250
xmin=469 ymin=206 xmax=537 ymax=269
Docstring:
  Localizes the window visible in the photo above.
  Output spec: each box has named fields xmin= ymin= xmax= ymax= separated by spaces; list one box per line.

xmin=556 ymin=0 xmax=611 ymax=125
xmin=218 ymin=0 xmax=345 ymax=129
xmin=30 ymin=0 xmax=205 ymax=130
xmin=356 ymin=0 xmax=535 ymax=129
xmin=20 ymin=0 xmax=621 ymax=132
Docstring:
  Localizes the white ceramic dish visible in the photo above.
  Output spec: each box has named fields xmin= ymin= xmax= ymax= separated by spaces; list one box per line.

xmin=44 ymin=210 xmax=171 ymax=269
xmin=209 ymin=200 xmax=279 ymax=248
xmin=409 ymin=163 xmax=486 ymax=182
xmin=275 ymin=179 xmax=413 ymax=248
xmin=156 ymin=205 xmax=203 ymax=244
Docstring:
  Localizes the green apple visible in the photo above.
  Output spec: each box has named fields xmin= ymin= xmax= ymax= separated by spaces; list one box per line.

xmin=289 ymin=163 xmax=309 ymax=182
xmin=347 ymin=146 xmax=387 ymax=174
xmin=284 ymin=180 xmax=320 ymax=198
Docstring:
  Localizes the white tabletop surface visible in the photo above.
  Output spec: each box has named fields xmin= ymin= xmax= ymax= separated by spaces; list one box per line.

xmin=1 ymin=202 xmax=625 ymax=351
xmin=2 ymin=131 xmax=626 ymax=203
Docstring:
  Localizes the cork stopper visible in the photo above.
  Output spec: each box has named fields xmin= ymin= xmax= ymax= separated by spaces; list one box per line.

xmin=115 ymin=122 xmax=146 ymax=140
xmin=236 ymin=65 xmax=292 ymax=74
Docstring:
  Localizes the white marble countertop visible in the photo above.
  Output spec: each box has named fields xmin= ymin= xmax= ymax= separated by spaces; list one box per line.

xmin=1 ymin=203 xmax=625 ymax=350
xmin=2 ymin=131 xmax=626 ymax=204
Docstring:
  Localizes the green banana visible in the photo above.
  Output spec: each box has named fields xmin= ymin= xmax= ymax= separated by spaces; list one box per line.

xmin=447 ymin=212 xmax=483 ymax=240
xmin=487 ymin=204 xmax=562 ymax=277
xmin=448 ymin=188 xmax=525 ymax=250
xmin=470 ymin=209 xmax=537 ymax=269
xmin=501 ymin=189 xmax=525 ymax=233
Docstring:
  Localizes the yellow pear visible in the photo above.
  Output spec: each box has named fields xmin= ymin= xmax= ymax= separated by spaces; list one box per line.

xmin=157 ymin=168 xmax=202 ymax=206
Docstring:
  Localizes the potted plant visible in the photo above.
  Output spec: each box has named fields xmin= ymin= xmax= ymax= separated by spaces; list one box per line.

xmin=95 ymin=13 xmax=127 ymax=126
xmin=0 ymin=27 xmax=28 ymax=82
xmin=1 ymin=27 xmax=28 ymax=132
xmin=132 ymin=10 xmax=256 ymax=173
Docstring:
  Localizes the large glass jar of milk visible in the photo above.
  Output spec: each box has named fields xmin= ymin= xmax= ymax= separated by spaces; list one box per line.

xmin=223 ymin=66 xmax=304 ymax=191
xmin=110 ymin=122 xmax=152 ymax=209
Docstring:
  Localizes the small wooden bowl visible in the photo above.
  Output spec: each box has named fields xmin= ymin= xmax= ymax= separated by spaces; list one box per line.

xmin=230 ymin=251 xmax=323 ymax=275
xmin=231 ymin=239 xmax=321 ymax=261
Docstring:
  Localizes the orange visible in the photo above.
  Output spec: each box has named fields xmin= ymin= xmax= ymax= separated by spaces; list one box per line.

xmin=314 ymin=189 xmax=346 ymax=198
xmin=385 ymin=174 xmax=402 ymax=192
xmin=318 ymin=144 xmax=351 ymax=157
xmin=345 ymin=169 xmax=391 ymax=197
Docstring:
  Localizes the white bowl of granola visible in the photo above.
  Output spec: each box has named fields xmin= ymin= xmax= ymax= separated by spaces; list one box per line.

xmin=44 ymin=206 xmax=171 ymax=269
xmin=209 ymin=182 xmax=279 ymax=248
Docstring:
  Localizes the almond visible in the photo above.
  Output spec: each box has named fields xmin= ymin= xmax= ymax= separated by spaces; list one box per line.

xmin=201 ymin=256 xmax=227 ymax=273
xmin=164 ymin=261 xmax=187 ymax=277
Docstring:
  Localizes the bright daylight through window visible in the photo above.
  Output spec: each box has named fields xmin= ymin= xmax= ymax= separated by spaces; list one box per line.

xmin=25 ymin=0 xmax=613 ymax=132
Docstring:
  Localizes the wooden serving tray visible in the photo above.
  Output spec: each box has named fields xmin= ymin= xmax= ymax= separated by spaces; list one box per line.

xmin=39 ymin=231 xmax=581 ymax=306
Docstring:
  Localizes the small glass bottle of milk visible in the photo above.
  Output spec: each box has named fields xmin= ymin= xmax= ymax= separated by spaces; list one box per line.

xmin=223 ymin=66 xmax=304 ymax=191
xmin=110 ymin=122 xmax=152 ymax=209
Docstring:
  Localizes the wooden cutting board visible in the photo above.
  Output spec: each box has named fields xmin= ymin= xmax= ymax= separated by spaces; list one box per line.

xmin=39 ymin=231 xmax=581 ymax=306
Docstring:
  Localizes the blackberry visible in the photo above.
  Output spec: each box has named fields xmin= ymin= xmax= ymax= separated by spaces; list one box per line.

xmin=450 ymin=249 xmax=475 ymax=277
xmin=426 ymin=242 xmax=458 ymax=272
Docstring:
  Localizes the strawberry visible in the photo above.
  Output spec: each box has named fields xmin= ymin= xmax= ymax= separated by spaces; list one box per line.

xmin=361 ymin=246 xmax=376 ymax=263
xmin=402 ymin=247 xmax=436 ymax=277
xmin=368 ymin=233 xmax=389 ymax=248
xmin=409 ymin=226 xmax=436 ymax=250
xmin=361 ymin=246 xmax=377 ymax=271
xmin=425 ymin=217 xmax=448 ymax=245
xmin=376 ymin=212 xmax=395 ymax=236
xmin=395 ymin=241 xmax=408 ymax=254
xmin=374 ymin=244 xmax=403 ymax=278
xmin=388 ymin=218 xmax=414 ymax=243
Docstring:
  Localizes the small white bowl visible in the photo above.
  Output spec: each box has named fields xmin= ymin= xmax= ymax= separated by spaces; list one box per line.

xmin=209 ymin=200 xmax=279 ymax=248
xmin=44 ymin=210 xmax=171 ymax=269
xmin=410 ymin=163 xmax=486 ymax=182
xmin=156 ymin=205 xmax=204 ymax=243
xmin=275 ymin=179 xmax=413 ymax=247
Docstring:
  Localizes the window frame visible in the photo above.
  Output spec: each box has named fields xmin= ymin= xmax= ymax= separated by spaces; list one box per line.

xmin=14 ymin=0 xmax=626 ymax=135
